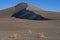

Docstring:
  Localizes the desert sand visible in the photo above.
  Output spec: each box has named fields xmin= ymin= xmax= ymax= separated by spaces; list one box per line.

xmin=0 ymin=2 xmax=60 ymax=40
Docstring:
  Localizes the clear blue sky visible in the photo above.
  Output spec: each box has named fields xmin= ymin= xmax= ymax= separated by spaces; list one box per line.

xmin=0 ymin=0 xmax=60 ymax=12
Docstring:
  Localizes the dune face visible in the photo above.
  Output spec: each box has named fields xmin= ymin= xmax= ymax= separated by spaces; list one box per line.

xmin=0 ymin=2 xmax=60 ymax=40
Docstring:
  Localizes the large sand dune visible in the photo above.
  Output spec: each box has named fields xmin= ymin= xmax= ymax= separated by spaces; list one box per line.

xmin=0 ymin=2 xmax=60 ymax=19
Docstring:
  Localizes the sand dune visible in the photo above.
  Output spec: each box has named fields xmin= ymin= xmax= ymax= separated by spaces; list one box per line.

xmin=0 ymin=2 xmax=60 ymax=19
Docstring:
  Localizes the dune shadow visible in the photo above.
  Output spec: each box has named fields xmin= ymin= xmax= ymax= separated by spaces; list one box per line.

xmin=11 ymin=9 xmax=49 ymax=20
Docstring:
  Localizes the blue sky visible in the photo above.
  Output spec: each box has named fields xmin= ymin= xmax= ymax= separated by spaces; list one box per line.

xmin=0 ymin=0 xmax=60 ymax=12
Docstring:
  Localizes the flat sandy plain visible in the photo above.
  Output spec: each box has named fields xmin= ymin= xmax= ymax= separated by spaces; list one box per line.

xmin=0 ymin=18 xmax=60 ymax=40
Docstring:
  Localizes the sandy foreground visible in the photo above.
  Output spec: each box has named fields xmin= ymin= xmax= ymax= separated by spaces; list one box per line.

xmin=0 ymin=18 xmax=60 ymax=40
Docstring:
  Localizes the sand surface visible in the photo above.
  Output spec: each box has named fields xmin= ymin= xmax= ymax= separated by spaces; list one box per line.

xmin=0 ymin=18 xmax=60 ymax=40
